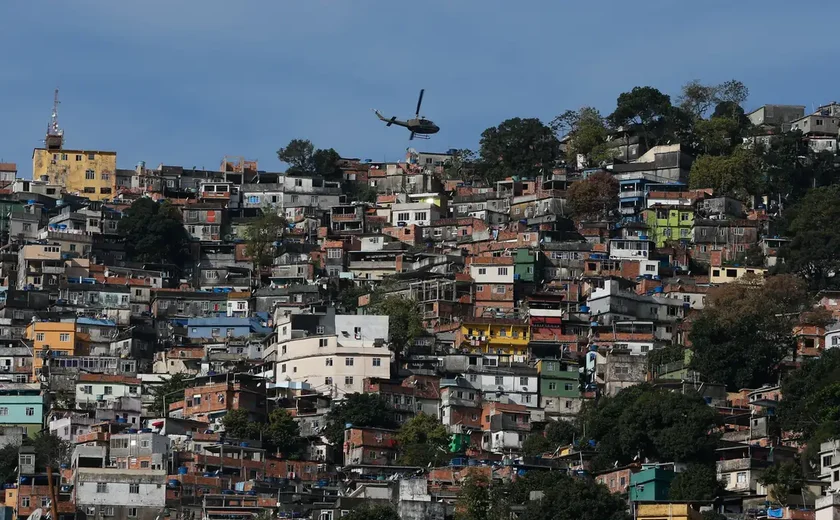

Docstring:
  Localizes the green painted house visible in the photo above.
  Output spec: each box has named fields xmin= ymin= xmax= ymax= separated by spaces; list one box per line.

xmin=537 ymin=359 xmax=580 ymax=415
xmin=514 ymin=248 xmax=544 ymax=283
xmin=641 ymin=205 xmax=694 ymax=248
xmin=630 ymin=466 xmax=676 ymax=502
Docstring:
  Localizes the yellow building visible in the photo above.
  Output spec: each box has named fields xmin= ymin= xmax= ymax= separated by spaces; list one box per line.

xmin=25 ymin=321 xmax=77 ymax=375
xmin=32 ymin=148 xmax=117 ymax=201
xmin=636 ymin=504 xmax=703 ymax=520
xmin=460 ymin=319 xmax=530 ymax=358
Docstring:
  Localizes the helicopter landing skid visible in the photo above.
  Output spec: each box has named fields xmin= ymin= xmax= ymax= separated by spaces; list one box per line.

xmin=411 ymin=133 xmax=430 ymax=140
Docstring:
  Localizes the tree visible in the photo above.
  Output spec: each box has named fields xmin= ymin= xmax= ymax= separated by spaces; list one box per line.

xmin=456 ymin=473 xmax=494 ymax=520
xmin=152 ymin=373 xmax=191 ymax=417
xmin=350 ymin=182 xmax=378 ymax=203
xmin=512 ymin=472 xmax=631 ymax=520
xmin=369 ymin=295 xmax=425 ymax=354
xmin=778 ymin=348 xmax=840 ymax=443
xmin=609 ymin=86 xmax=673 ymax=149
xmin=443 ymin=149 xmax=478 ymax=180
xmin=244 ymin=212 xmax=287 ymax=273
xmin=0 ymin=443 xmax=19 ymax=484
xmin=324 ymin=393 xmax=395 ymax=447
xmin=277 ymin=139 xmax=343 ymax=179
xmin=342 ymin=505 xmax=400 ymax=520
xmin=582 ymin=384 xmax=719 ymax=470
xmin=478 ymin=118 xmax=560 ymax=183
xmin=521 ymin=432 xmax=552 ymax=457
xmin=678 ymin=79 xmax=749 ymax=119
xmin=694 ymin=116 xmax=743 ymax=156
xmin=552 ymin=107 xmax=612 ymax=167
xmin=758 ymin=462 xmax=806 ymax=506
xmin=779 ymin=185 xmax=840 ymax=290
xmin=689 ymin=146 xmax=762 ymax=199
xmin=222 ymin=409 xmax=263 ymax=441
xmin=118 ymin=198 xmax=191 ymax=266
xmin=31 ymin=432 xmax=72 ymax=471
xmin=264 ymin=409 xmax=303 ymax=458
xmin=545 ymin=419 xmax=579 ymax=446
xmin=396 ymin=413 xmax=449 ymax=466
xmin=567 ymin=172 xmax=619 ymax=221
xmin=689 ymin=275 xmax=808 ymax=390
xmin=669 ymin=464 xmax=723 ymax=501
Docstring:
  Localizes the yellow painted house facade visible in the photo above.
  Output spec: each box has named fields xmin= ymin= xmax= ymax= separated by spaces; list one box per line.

xmin=459 ymin=319 xmax=530 ymax=358
xmin=32 ymin=148 xmax=117 ymax=201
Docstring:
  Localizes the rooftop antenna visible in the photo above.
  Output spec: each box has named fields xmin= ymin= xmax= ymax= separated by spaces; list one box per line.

xmin=49 ymin=88 xmax=62 ymax=137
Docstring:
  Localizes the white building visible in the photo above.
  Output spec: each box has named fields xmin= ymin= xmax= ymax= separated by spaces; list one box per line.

xmin=272 ymin=314 xmax=391 ymax=397
xmin=469 ymin=263 xmax=514 ymax=285
xmin=74 ymin=468 xmax=167 ymax=520
xmin=76 ymin=374 xmax=142 ymax=407
xmin=390 ymin=202 xmax=441 ymax=227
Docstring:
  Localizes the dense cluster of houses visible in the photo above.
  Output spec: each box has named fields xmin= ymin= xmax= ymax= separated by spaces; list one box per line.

xmin=1 ymin=102 xmax=840 ymax=520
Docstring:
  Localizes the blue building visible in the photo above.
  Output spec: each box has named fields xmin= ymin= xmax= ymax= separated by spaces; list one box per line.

xmin=0 ymin=383 xmax=45 ymax=437
xmin=185 ymin=317 xmax=272 ymax=340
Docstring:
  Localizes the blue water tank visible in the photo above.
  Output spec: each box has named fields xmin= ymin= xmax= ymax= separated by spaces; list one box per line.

xmin=167 ymin=480 xmax=180 ymax=488
xmin=178 ymin=467 xmax=188 ymax=475
xmin=580 ymin=306 xmax=590 ymax=313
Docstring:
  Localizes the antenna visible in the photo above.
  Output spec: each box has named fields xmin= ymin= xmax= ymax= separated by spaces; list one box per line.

xmin=48 ymin=88 xmax=63 ymax=137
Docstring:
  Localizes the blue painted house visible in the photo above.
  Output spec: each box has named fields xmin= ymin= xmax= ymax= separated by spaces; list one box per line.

xmin=185 ymin=317 xmax=272 ymax=340
xmin=0 ymin=383 xmax=46 ymax=436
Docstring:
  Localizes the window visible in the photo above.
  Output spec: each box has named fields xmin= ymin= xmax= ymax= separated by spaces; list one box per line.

xmin=21 ymin=497 xmax=29 ymax=508
xmin=498 ymin=267 xmax=508 ymax=276
xmin=734 ymin=227 xmax=745 ymax=236
xmin=316 ymin=326 xmax=325 ymax=335
xmin=104 ymin=386 xmax=113 ymax=395
xmin=736 ymin=244 xmax=745 ymax=253
xmin=824 ymin=455 xmax=834 ymax=467
xmin=41 ymin=497 xmax=49 ymax=507
xmin=25 ymin=407 xmax=34 ymax=416
xmin=493 ymin=285 xmax=505 ymax=294
xmin=495 ymin=376 xmax=503 ymax=385
xmin=469 ymin=374 xmax=478 ymax=382
xmin=548 ymin=382 xmax=557 ymax=390
xmin=736 ymin=472 xmax=747 ymax=484
xmin=128 ymin=508 xmax=138 ymax=518
xmin=88 ymin=153 xmax=95 ymax=160
xmin=680 ymin=213 xmax=690 ymax=221
xmin=519 ymin=377 xmax=528 ymax=386
xmin=19 ymin=453 xmax=31 ymax=465
xmin=101 ymin=173 xmax=110 ymax=181
xmin=83 ymin=385 xmax=92 ymax=394
xmin=327 ymin=249 xmax=342 ymax=259
xmin=680 ymin=228 xmax=689 ymax=238
xmin=325 ymin=377 xmax=333 ymax=385
xmin=85 ymin=170 xmax=96 ymax=180
xmin=345 ymin=358 xmax=354 ymax=366
xmin=35 ymin=333 xmax=44 ymax=342
xmin=344 ymin=376 xmax=354 ymax=385
xmin=397 ymin=212 xmax=410 ymax=222
xmin=281 ymin=364 xmax=287 ymax=373
xmin=319 ymin=338 xmax=329 ymax=347
xmin=140 ymin=460 xmax=149 ymax=468
xmin=414 ymin=212 xmax=427 ymax=221
xmin=59 ymin=333 xmax=70 ymax=342
xmin=130 ymin=483 xmax=140 ymax=494
xmin=75 ymin=154 xmax=83 ymax=161
xmin=564 ymin=383 xmax=574 ymax=391
xmin=477 ymin=268 xmax=486 ymax=275
xmin=645 ymin=264 xmax=656 ymax=272
xmin=97 ymin=482 xmax=108 ymax=493
xmin=325 ymin=358 xmax=333 ymax=367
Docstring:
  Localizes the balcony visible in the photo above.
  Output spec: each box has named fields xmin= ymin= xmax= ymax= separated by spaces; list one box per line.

xmin=619 ymin=190 xmax=644 ymax=199
xmin=41 ymin=266 xmax=65 ymax=274
xmin=349 ymin=261 xmax=397 ymax=270
xmin=489 ymin=415 xmax=531 ymax=432
xmin=331 ymin=213 xmax=362 ymax=222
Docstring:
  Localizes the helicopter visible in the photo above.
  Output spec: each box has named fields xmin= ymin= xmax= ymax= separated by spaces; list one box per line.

xmin=373 ymin=89 xmax=440 ymax=140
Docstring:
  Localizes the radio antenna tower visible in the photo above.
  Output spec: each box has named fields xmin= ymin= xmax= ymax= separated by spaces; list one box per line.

xmin=48 ymin=88 xmax=62 ymax=137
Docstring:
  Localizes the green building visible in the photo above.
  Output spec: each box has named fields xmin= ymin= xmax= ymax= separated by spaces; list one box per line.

xmin=514 ymin=248 xmax=544 ymax=283
xmin=641 ymin=205 xmax=694 ymax=248
xmin=537 ymin=359 xmax=580 ymax=413
xmin=630 ymin=466 xmax=676 ymax=502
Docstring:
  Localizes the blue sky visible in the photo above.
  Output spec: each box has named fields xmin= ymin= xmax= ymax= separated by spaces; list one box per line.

xmin=1 ymin=1 xmax=838 ymax=176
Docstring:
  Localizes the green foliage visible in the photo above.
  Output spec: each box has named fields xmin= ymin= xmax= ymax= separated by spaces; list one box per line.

xmin=552 ymin=107 xmax=612 ymax=166
xmin=689 ymin=146 xmax=762 ymax=199
xmin=0 ymin=444 xmax=19 ymax=484
xmin=118 ymin=198 xmax=191 ymax=267
xmin=455 ymin=473 xmax=495 ymax=520
xmin=152 ymin=373 xmax=191 ymax=417
xmin=545 ymin=420 xmax=579 ymax=446
xmin=609 ymin=86 xmax=673 ymax=149
xmin=689 ymin=275 xmax=807 ymax=390
xmin=244 ymin=212 xmax=287 ymax=272
xmin=521 ymin=432 xmax=551 ymax=457
xmin=276 ymin=139 xmax=343 ymax=179
xmin=678 ymin=79 xmax=749 ymax=119
xmin=396 ymin=413 xmax=449 ymax=466
xmin=324 ymin=393 xmax=395 ymax=447
xmin=669 ymin=464 xmax=723 ymax=501
xmin=758 ymin=462 xmax=805 ymax=506
xmin=511 ymin=471 xmax=631 ymax=520
xmin=646 ymin=344 xmax=687 ymax=371
xmin=342 ymin=505 xmax=400 ymax=520
xmin=264 ymin=409 xmax=304 ymax=458
xmin=694 ymin=116 xmax=743 ymax=156
xmin=779 ymin=185 xmax=840 ymax=290
xmin=350 ymin=182 xmax=378 ymax=203
xmin=567 ymin=172 xmax=619 ymax=221
xmin=582 ymin=384 xmax=719 ymax=470
xmin=222 ymin=409 xmax=264 ymax=441
xmin=478 ymin=118 xmax=560 ymax=183
xmin=31 ymin=432 xmax=72 ymax=470
xmin=369 ymin=295 xmax=425 ymax=354
xmin=778 ymin=348 xmax=840 ymax=443
xmin=443 ymin=149 xmax=479 ymax=181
